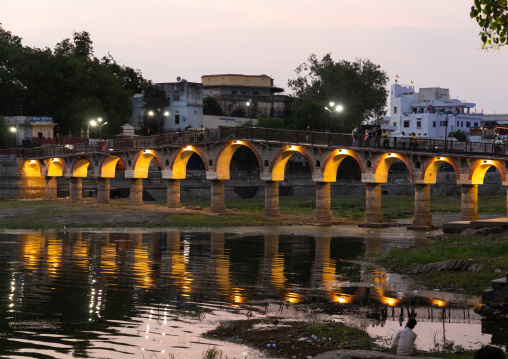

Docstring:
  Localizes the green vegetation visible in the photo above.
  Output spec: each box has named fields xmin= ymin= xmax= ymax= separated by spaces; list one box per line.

xmin=377 ymin=235 xmax=508 ymax=294
xmin=470 ymin=1 xmax=508 ymax=48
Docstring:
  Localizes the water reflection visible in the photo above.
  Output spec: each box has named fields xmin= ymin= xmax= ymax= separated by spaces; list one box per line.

xmin=0 ymin=229 xmax=504 ymax=357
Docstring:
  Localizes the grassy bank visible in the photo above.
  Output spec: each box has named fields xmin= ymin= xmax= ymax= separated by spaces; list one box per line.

xmin=376 ymin=234 xmax=508 ymax=295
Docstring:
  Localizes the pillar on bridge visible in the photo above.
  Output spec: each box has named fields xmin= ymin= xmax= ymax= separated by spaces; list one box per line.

xmin=460 ymin=184 xmax=479 ymax=221
xmin=361 ymin=183 xmax=385 ymax=227
xmin=210 ymin=179 xmax=226 ymax=214
xmin=167 ymin=179 xmax=182 ymax=208
xmin=129 ymin=178 xmax=143 ymax=206
xmin=69 ymin=177 xmax=82 ymax=201
xmin=263 ymin=180 xmax=280 ymax=218
xmin=409 ymin=183 xmax=433 ymax=230
xmin=45 ymin=176 xmax=58 ymax=200
xmin=314 ymin=182 xmax=332 ymax=222
xmin=97 ymin=178 xmax=110 ymax=204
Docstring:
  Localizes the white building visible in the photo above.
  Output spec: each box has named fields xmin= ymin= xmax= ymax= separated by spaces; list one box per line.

xmin=382 ymin=82 xmax=483 ymax=139
xmin=5 ymin=116 xmax=55 ymax=146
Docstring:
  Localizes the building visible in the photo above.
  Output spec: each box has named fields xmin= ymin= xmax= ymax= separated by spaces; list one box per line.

xmin=201 ymin=74 xmax=291 ymax=119
xmin=5 ymin=116 xmax=55 ymax=146
xmin=382 ymin=82 xmax=483 ymax=139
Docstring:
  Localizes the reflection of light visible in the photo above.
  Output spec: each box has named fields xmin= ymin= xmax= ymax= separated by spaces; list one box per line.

xmin=382 ymin=297 xmax=399 ymax=306
xmin=432 ymin=299 xmax=447 ymax=307
xmin=285 ymin=292 xmax=300 ymax=304
xmin=333 ymin=294 xmax=351 ymax=304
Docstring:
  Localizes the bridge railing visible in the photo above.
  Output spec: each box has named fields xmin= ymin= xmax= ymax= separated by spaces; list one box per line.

xmin=1 ymin=127 xmax=506 ymax=158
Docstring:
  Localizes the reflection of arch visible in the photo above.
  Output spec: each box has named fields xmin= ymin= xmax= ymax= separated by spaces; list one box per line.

xmin=170 ymin=146 xmax=208 ymax=179
xmin=468 ymin=160 xmax=506 ymax=184
xmin=321 ymin=150 xmax=364 ymax=182
xmin=23 ymin=160 xmax=42 ymax=177
xmin=100 ymin=156 xmax=125 ymax=178
xmin=46 ymin=158 xmax=66 ymax=176
xmin=420 ymin=157 xmax=460 ymax=183
xmin=133 ymin=150 xmax=163 ymax=178
xmin=215 ymin=141 xmax=262 ymax=180
xmin=270 ymin=146 xmax=313 ymax=181
xmin=373 ymin=154 xmax=414 ymax=183
xmin=71 ymin=158 xmax=94 ymax=177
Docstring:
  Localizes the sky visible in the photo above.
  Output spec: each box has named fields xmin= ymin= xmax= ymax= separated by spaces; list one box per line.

xmin=2 ymin=0 xmax=508 ymax=115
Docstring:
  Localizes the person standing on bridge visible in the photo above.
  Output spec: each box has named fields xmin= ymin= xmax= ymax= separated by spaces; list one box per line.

xmin=382 ymin=129 xmax=389 ymax=149
xmin=410 ymin=133 xmax=418 ymax=150
xmin=391 ymin=318 xmax=417 ymax=356
xmin=400 ymin=132 xmax=406 ymax=150
xmin=200 ymin=125 xmax=206 ymax=141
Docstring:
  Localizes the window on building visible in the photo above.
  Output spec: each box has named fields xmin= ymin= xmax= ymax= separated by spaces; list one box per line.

xmin=404 ymin=121 xmax=410 ymax=128
xmin=440 ymin=121 xmax=446 ymax=126
xmin=242 ymin=91 xmax=245 ymax=94
xmin=175 ymin=115 xmax=180 ymax=124
xmin=433 ymin=121 xmax=436 ymax=127
xmin=394 ymin=106 xmax=398 ymax=114
xmin=393 ymin=122 xmax=397 ymax=127
xmin=461 ymin=121 xmax=464 ymax=127
xmin=474 ymin=122 xmax=478 ymax=127
xmin=173 ymin=92 xmax=180 ymax=101
xmin=466 ymin=121 xmax=471 ymax=127
xmin=417 ymin=121 xmax=422 ymax=128
xmin=232 ymin=90 xmax=237 ymax=95
xmin=253 ymin=91 xmax=259 ymax=95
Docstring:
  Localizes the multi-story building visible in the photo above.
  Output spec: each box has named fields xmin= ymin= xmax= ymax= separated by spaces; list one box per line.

xmin=382 ymin=82 xmax=483 ymax=139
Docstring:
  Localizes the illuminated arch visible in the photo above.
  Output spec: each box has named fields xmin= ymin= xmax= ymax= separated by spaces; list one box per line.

xmin=372 ymin=153 xmax=414 ymax=183
xmin=420 ymin=157 xmax=460 ymax=184
xmin=100 ymin=156 xmax=124 ymax=178
xmin=132 ymin=150 xmax=163 ymax=178
xmin=215 ymin=141 xmax=262 ymax=180
xmin=321 ymin=149 xmax=365 ymax=182
xmin=269 ymin=146 xmax=313 ymax=181
xmin=468 ymin=159 xmax=506 ymax=184
xmin=71 ymin=158 xmax=94 ymax=177
xmin=46 ymin=158 xmax=66 ymax=177
xmin=22 ymin=160 xmax=42 ymax=177
xmin=170 ymin=146 xmax=208 ymax=179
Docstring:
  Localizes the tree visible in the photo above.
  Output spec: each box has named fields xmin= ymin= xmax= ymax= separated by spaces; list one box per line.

xmin=448 ymin=129 xmax=468 ymax=141
xmin=471 ymin=1 xmax=508 ymax=48
xmin=0 ymin=116 xmax=9 ymax=148
xmin=255 ymin=117 xmax=285 ymax=129
xmin=203 ymin=96 xmax=223 ymax=116
xmin=288 ymin=54 xmax=389 ymax=132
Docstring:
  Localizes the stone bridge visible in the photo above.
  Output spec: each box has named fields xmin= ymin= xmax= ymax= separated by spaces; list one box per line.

xmin=3 ymin=127 xmax=508 ymax=230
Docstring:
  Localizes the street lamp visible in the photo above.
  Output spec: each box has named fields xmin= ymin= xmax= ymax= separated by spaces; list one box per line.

xmin=148 ymin=108 xmax=170 ymax=135
xmin=90 ymin=117 xmax=108 ymax=139
xmin=246 ymin=99 xmax=252 ymax=126
xmin=9 ymin=126 xmax=17 ymax=147
xmin=324 ymin=102 xmax=344 ymax=132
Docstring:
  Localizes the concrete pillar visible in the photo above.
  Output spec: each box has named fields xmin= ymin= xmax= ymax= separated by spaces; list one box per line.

xmin=409 ymin=183 xmax=433 ymax=230
xmin=210 ymin=179 xmax=226 ymax=213
xmin=314 ymin=181 xmax=332 ymax=222
xmin=129 ymin=178 xmax=143 ymax=206
xmin=460 ymin=184 xmax=479 ymax=221
xmin=263 ymin=180 xmax=280 ymax=218
xmin=45 ymin=176 xmax=58 ymax=200
xmin=69 ymin=177 xmax=82 ymax=201
xmin=97 ymin=178 xmax=110 ymax=204
xmin=363 ymin=183 xmax=384 ymax=225
xmin=167 ymin=179 xmax=182 ymax=208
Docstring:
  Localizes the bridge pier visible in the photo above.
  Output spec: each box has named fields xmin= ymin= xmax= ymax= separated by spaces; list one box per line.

xmin=167 ymin=179 xmax=182 ymax=208
xmin=409 ymin=183 xmax=433 ymax=230
xmin=45 ymin=176 xmax=58 ymax=200
xmin=129 ymin=178 xmax=143 ymax=206
xmin=314 ymin=182 xmax=332 ymax=222
xmin=360 ymin=183 xmax=387 ymax=227
xmin=97 ymin=178 xmax=110 ymax=204
xmin=263 ymin=180 xmax=280 ymax=218
xmin=460 ymin=184 xmax=479 ymax=221
xmin=210 ymin=179 xmax=226 ymax=213
xmin=69 ymin=177 xmax=82 ymax=201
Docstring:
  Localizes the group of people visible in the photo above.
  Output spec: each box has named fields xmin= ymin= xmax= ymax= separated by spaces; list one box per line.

xmin=352 ymin=127 xmax=418 ymax=150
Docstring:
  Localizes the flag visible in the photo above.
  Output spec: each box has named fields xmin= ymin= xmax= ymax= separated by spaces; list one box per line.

xmin=422 ymin=94 xmax=425 ymax=98
xmin=411 ymin=80 xmax=414 ymax=84
xmin=475 ymin=107 xmax=477 ymax=112
xmin=147 ymin=127 xmax=150 ymax=134
xmin=396 ymin=74 xmax=399 ymax=78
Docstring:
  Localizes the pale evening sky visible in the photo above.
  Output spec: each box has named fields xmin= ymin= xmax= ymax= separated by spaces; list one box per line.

xmin=2 ymin=0 xmax=508 ymax=115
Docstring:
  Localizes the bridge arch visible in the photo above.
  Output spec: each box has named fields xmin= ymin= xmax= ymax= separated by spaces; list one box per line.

xmin=100 ymin=156 xmax=125 ymax=178
xmin=469 ymin=159 xmax=506 ymax=184
xmin=373 ymin=153 xmax=414 ymax=183
xmin=71 ymin=158 xmax=94 ymax=177
xmin=23 ymin=160 xmax=42 ymax=177
xmin=133 ymin=150 xmax=163 ymax=178
xmin=46 ymin=158 xmax=66 ymax=176
xmin=420 ymin=157 xmax=460 ymax=183
xmin=270 ymin=146 xmax=313 ymax=181
xmin=170 ymin=146 xmax=208 ymax=179
xmin=321 ymin=149 xmax=364 ymax=182
xmin=215 ymin=141 xmax=262 ymax=180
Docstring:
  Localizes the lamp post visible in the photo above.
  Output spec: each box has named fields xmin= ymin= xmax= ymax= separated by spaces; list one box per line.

xmin=324 ymin=102 xmax=344 ymax=132
xmin=438 ymin=110 xmax=457 ymax=150
xmin=9 ymin=126 xmax=17 ymax=147
xmin=90 ymin=117 xmax=108 ymax=139
xmin=246 ymin=99 xmax=252 ymax=126
xmin=148 ymin=108 xmax=169 ymax=135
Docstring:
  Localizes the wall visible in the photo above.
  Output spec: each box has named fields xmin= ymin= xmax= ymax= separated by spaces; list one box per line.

xmin=201 ymin=74 xmax=272 ymax=87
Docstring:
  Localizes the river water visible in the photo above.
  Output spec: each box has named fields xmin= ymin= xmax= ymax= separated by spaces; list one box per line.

xmin=0 ymin=226 xmax=506 ymax=358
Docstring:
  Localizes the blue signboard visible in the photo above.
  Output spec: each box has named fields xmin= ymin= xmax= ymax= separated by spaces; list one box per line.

xmin=32 ymin=116 xmax=53 ymax=122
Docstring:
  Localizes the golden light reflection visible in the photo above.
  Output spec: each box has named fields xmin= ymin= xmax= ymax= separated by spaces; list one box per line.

xmin=333 ymin=294 xmax=352 ymax=304
xmin=381 ymin=296 xmax=399 ymax=306
xmin=432 ymin=299 xmax=447 ymax=307
xmin=231 ymin=287 xmax=245 ymax=304
xmin=285 ymin=292 xmax=300 ymax=304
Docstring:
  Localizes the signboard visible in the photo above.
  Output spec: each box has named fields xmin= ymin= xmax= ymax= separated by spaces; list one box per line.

xmin=32 ymin=116 xmax=53 ymax=122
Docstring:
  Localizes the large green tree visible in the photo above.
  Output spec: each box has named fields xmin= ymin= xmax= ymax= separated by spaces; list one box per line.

xmin=287 ymin=54 xmax=388 ymax=132
xmin=471 ymin=1 xmax=508 ymax=48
